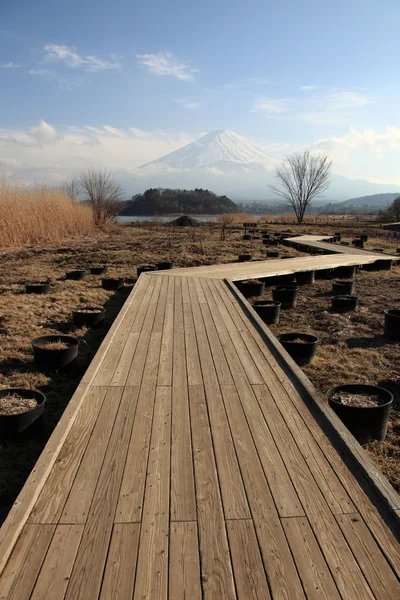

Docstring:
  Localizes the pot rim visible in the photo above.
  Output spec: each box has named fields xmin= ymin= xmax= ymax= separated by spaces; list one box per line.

xmin=32 ymin=334 xmax=79 ymax=350
xmin=0 ymin=388 xmax=46 ymax=417
xmin=384 ymin=308 xmax=400 ymax=317
xmin=327 ymin=384 xmax=393 ymax=409
xmin=72 ymin=306 xmax=105 ymax=314
xmin=278 ymin=333 xmax=318 ymax=344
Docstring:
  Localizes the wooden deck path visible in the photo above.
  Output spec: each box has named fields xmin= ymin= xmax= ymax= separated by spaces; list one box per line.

xmin=287 ymin=235 xmax=396 ymax=257
xmin=0 ymin=239 xmax=399 ymax=599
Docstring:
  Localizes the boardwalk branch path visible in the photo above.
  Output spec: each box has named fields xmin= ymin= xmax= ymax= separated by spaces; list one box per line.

xmin=0 ymin=236 xmax=399 ymax=599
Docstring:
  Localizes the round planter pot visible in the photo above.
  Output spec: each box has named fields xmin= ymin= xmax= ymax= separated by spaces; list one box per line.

xmin=278 ymin=333 xmax=318 ymax=366
xmin=332 ymin=280 xmax=354 ymax=296
xmin=66 ymin=270 xmax=86 ymax=280
xmin=252 ymin=300 xmax=281 ymax=324
xmin=272 ymin=285 xmax=299 ymax=309
xmin=374 ymin=259 xmax=393 ymax=271
xmin=384 ymin=309 xmax=400 ymax=340
xmin=101 ymin=277 xmax=125 ymax=291
xmin=275 ymin=273 xmax=295 ymax=285
xmin=295 ymin=270 xmax=315 ymax=285
xmin=238 ymin=254 xmax=252 ymax=262
xmin=72 ymin=306 xmax=106 ymax=328
xmin=0 ymin=388 xmax=46 ymax=436
xmin=243 ymin=234 xmax=253 ymax=241
xmin=157 ymin=261 xmax=173 ymax=270
xmin=237 ymin=280 xmax=265 ymax=298
xmin=335 ymin=232 xmax=342 ymax=240
xmin=327 ymin=384 xmax=393 ymax=443
xmin=32 ymin=335 xmax=79 ymax=370
xmin=90 ymin=266 xmax=108 ymax=275
xmin=397 ymin=248 xmax=400 ymax=254
xmin=137 ymin=264 xmax=157 ymax=277
xmin=340 ymin=242 xmax=350 ymax=246
xmin=331 ymin=295 xmax=359 ymax=313
xmin=334 ymin=265 xmax=357 ymax=279
xmin=25 ymin=281 xmax=51 ymax=294
xmin=352 ymin=239 xmax=364 ymax=248
xmin=315 ymin=269 xmax=333 ymax=280
xmin=267 ymin=251 xmax=281 ymax=258
xmin=360 ymin=234 xmax=368 ymax=242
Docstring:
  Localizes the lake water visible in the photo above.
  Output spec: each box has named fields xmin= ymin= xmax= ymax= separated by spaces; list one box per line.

xmin=117 ymin=214 xmax=259 ymax=223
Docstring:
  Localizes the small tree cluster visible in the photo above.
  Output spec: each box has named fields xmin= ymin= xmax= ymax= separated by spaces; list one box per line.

xmin=379 ymin=197 xmax=400 ymax=222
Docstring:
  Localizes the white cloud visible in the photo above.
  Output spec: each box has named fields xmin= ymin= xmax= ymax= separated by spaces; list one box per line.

xmin=103 ymin=126 xmax=125 ymax=137
xmin=1 ymin=62 xmax=20 ymax=69
xmin=325 ymin=91 xmax=370 ymax=110
xmin=175 ymin=98 xmax=200 ymax=110
xmin=43 ymin=44 xmax=120 ymax=72
xmin=252 ymin=98 xmax=291 ymax=113
xmin=136 ymin=52 xmax=197 ymax=81
xmin=29 ymin=121 xmax=60 ymax=144
xmin=29 ymin=69 xmax=55 ymax=76
xmin=300 ymin=85 xmax=319 ymax=91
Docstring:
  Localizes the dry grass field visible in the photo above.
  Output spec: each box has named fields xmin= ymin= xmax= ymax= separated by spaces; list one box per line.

xmin=0 ymin=220 xmax=398 ymax=523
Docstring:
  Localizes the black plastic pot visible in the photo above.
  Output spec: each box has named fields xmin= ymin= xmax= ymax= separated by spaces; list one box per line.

xmin=281 ymin=255 xmax=295 ymax=259
xmin=278 ymin=333 xmax=318 ymax=366
xmin=237 ymin=280 xmax=265 ymax=298
xmin=295 ymin=270 xmax=315 ymax=285
xmin=157 ymin=261 xmax=173 ymax=270
xmin=90 ymin=266 xmax=108 ymax=275
xmin=267 ymin=251 xmax=281 ymax=258
xmin=335 ymin=232 xmax=342 ymax=240
xmin=384 ymin=309 xmax=400 ymax=340
xmin=360 ymin=234 xmax=368 ymax=242
xmin=340 ymin=242 xmax=350 ymax=246
xmin=252 ymin=300 xmax=281 ymax=324
xmin=275 ymin=273 xmax=296 ymax=285
xmin=374 ymin=259 xmax=393 ymax=271
xmin=32 ymin=335 xmax=79 ymax=370
xmin=72 ymin=306 xmax=106 ymax=327
xmin=137 ymin=264 xmax=157 ymax=277
xmin=272 ymin=285 xmax=299 ymax=309
xmin=334 ymin=265 xmax=357 ymax=279
xmin=243 ymin=234 xmax=253 ymax=241
xmin=66 ymin=270 xmax=86 ymax=280
xmin=101 ymin=277 xmax=125 ymax=291
xmin=327 ymin=384 xmax=393 ymax=443
xmin=332 ymin=280 xmax=354 ymax=296
xmin=0 ymin=388 xmax=46 ymax=436
xmin=352 ymin=239 xmax=364 ymax=248
xmin=238 ymin=254 xmax=252 ymax=262
xmin=315 ymin=268 xmax=333 ymax=280
xmin=25 ymin=281 xmax=51 ymax=294
xmin=331 ymin=295 xmax=359 ymax=313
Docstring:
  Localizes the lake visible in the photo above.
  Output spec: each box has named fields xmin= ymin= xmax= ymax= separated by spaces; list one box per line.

xmin=117 ymin=214 xmax=259 ymax=223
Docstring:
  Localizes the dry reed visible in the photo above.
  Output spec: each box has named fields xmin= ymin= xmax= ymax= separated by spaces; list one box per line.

xmin=0 ymin=180 xmax=94 ymax=248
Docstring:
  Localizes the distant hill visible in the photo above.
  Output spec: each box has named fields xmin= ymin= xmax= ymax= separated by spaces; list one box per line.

xmin=120 ymin=187 xmax=238 ymax=215
xmin=339 ymin=192 xmax=400 ymax=208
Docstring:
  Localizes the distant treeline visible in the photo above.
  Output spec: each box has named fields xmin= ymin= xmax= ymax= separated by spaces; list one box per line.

xmin=120 ymin=188 xmax=238 ymax=215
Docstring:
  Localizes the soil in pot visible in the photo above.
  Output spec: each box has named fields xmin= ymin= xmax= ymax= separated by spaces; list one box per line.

xmin=0 ymin=388 xmax=46 ymax=435
xmin=137 ymin=265 xmax=157 ymax=277
xmin=332 ymin=279 xmax=355 ymax=296
xmin=101 ymin=277 xmax=125 ymax=291
xmin=278 ymin=332 xmax=318 ymax=366
xmin=66 ymin=270 xmax=86 ymax=280
xmin=25 ymin=281 xmax=51 ymax=294
xmin=32 ymin=334 xmax=79 ymax=370
xmin=157 ymin=261 xmax=173 ymax=270
xmin=327 ymin=384 xmax=393 ymax=443
xmin=238 ymin=279 xmax=265 ymax=298
xmin=238 ymin=254 xmax=252 ymax=262
xmin=72 ymin=306 xmax=106 ymax=327
xmin=272 ymin=285 xmax=299 ymax=309
xmin=384 ymin=309 xmax=400 ymax=340
xmin=331 ymin=295 xmax=359 ymax=313
xmin=90 ymin=266 xmax=108 ymax=275
xmin=295 ymin=270 xmax=315 ymax=285
xmin=252 ymin=300 xmax=281 ymax=324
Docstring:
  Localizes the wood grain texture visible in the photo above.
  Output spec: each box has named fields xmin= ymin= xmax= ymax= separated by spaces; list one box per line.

xmin=169 ymin=522 xmax=201 ymax=600
xmin=99 ymin=524 xmax=140 ymax=600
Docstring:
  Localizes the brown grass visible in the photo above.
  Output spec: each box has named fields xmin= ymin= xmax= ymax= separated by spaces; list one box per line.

xmin=0 ymin=394 xmax=38 ymax=415
xmin=0 ymin=180 xmax=95 ymax=247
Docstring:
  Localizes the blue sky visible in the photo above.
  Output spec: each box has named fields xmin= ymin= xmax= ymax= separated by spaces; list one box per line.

xmin=1 ymin=0 xmax=400 ymax=187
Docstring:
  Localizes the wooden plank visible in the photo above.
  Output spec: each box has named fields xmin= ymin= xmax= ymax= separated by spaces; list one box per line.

xmin=188 ymin=385 xmax=236 ymax=599
xmin=336 ymin=513 xmax=400 ymax=600
xmin=181 ymin=277 xmax=202 ymax=386
xmin=65 ymin=386 xmax=138 ymax=600
xmin=226 ymin=519 xmax=271 ymax=600
xmin=115 ymin=335 xmax=163 ymax=522
xmin=0 ymin=524 xmax=55 ymax=600
xmin=99 ymin=524 xmax=140 ymax=600
xmin=220 ymin=385 xmax=306 ymax=600
xmin=169 ymin=522 xmax=202 ymax=600
xmin=29 ymin=387 xmax=107 ymax=524
xmin=170 ymin=278 xmax=197 ymax=521
xmin=133 ymin=386 xmax=171 ymax=600
xmin=30 ymin=525 xmax=83 ymax=600
xmin=158 ymin=275 xmax=175 ymax=386
xmin=60 ymin=387 xmax=125 ymax=524
xmin=282 ymin=517 xmax=341 ymax=600
xmin=189 ymin=279 xmax=251 ymax=520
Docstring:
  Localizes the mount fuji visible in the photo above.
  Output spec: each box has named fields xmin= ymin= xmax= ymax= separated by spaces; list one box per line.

xmin=130 ymin=129 xmax=399 ymax=202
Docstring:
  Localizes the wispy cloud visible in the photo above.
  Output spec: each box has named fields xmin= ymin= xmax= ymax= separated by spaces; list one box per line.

xmin=300 ymin=85 xmax=319 ymax=91
xmin=1 ymin=62 xmax=20 ymax=69
xmin=43 ymin=44 xmax=120 ymax=72
xmin=252 ymin=97 xmax=292 ymax=114
xmin=136 ymin=52 xmax=197 ymax=81
xmin=29 ymin=69 xmax=55 ymax=76
xmin=324 ymin=91 xmax=369 ymax=110
xmin=175 ymin=98 xmax=200 ymax=110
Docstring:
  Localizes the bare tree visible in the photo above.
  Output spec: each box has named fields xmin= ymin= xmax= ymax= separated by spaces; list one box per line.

xmin=218 ymin=214 xmax=235 ymax=241
xmin=60 ymin=176 xmax=80 ymax=202
xmin=78 ymin=168 xmax=123 ymax=225
xmin=269 ymin=150 xmax=333 ymax=223
xmin=380 ymin=197 xmax=400 ymax=222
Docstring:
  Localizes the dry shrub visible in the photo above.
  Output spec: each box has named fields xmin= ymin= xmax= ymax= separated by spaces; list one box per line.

xmin=228 ymin=212 xmax=257 ymax=223
xmin=0 ymin=180 xmax=94 ymax=248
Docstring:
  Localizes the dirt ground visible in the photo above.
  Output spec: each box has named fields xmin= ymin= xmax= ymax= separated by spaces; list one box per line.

xmin=0 ymin=221 xmax=399 ymax=523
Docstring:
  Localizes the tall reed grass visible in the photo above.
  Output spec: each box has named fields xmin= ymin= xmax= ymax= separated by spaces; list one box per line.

xmin=0 ymin=181 xmax=95 ymax=247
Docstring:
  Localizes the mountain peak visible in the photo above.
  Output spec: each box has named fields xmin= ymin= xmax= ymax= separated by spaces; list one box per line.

xmin=139 ymin=129 xmax=279 ymax=171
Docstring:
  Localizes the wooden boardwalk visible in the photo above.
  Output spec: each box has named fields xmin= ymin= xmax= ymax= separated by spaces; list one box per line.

xmin=0 ymin=239 xmax=399 ymax=599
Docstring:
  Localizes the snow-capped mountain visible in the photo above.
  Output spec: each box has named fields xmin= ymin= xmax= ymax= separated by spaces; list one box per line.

xmin=140 ymin=129 xmax=280 ymax=172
